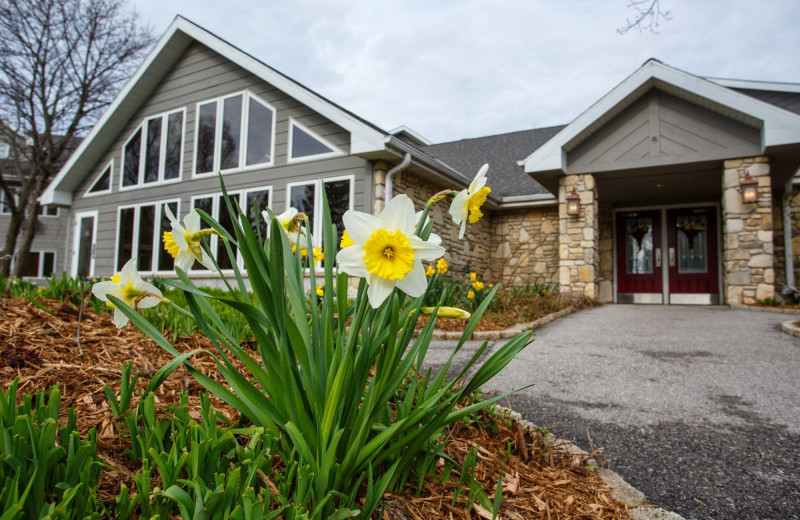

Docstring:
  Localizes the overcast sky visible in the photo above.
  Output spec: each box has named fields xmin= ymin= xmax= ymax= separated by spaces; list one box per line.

xmin=130 ymin=0 xmax=800 ymax=144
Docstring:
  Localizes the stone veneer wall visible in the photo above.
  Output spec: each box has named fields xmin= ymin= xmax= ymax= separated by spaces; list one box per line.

xmin=721 ymin=157 xmax=774 ymax=305
xmin=490 ymin=207 xmax=559 ymax=286
xmin=391 ymin=170 xmax=492 ymax=278
xmin=558 ymin=174 xmax=599 ymax=298
xmin=597 ymin=204 xmax=614 ymax=303
xmin=770 ymin=184 xmax=800 ymax=294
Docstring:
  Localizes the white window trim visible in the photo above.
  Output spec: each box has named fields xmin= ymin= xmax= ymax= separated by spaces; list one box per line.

xmin=71 ymin=210 xmax=98 ymax=278
xmin=190 ymin=186 xmax=272 ymax=272
xmin=193 ymin=90 xmax=277 ymax=178
xmin=287 ymin=117 xmax=345 ymax=165
xmin=39 ymin=205 xmax=59 ymax=218
xmin=114 ymin=199 xmax=181 ymax=275
xmin=120 ymin=108 xmax=185 ymax=192
xmin=85 ymin=159 xmax=114 ymax=197
xmin=286 ymin=174 xmax=355 ymax=242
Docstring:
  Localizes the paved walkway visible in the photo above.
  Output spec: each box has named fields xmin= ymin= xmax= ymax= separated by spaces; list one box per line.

xmin=425 ymin=305 xmax=800 ymax=520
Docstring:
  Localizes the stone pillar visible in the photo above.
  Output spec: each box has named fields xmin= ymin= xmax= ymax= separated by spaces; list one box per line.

xmin=558 ymin=174 xmax=599 ymax=298
xmin=722 ymin=157 xmax=774 ymax=305
xmin=372 ymin=160 xmax=388 ymax=215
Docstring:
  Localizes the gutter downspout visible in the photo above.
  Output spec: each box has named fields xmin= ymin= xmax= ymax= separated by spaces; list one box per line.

xmin=783 ymin=176 xmax=795 ymax=291
xmin=384 ymin=152 xmax=411 ymax=206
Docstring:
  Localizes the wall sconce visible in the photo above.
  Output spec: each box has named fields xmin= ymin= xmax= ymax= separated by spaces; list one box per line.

xmin=566 ymin=190 xmax=580 ymax=216
xmin=740 ymin=173 xmax=758 ymax=204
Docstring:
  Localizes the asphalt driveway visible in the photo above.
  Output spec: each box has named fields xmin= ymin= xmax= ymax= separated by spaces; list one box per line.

xmin=425 ymin=305 xmax=800 ymax=520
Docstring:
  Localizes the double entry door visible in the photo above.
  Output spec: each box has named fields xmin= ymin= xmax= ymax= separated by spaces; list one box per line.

xmin=616 ymin=206 xmax=719 ymax=304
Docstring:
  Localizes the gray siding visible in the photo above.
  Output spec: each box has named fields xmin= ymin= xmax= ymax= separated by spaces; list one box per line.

xmin=0 ymin=211 xmax=71 ymax=277
xmin=69 ymin=42 xmax=372 ymax=277
xmin=567 ymin=89 xmax=762 ymax=174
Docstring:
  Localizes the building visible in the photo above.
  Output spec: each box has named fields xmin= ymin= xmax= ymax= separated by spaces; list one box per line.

xmin=39 ymin=16 xmax=800 ymax=305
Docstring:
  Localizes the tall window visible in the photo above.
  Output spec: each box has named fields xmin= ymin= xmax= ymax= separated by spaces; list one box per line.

xmin=288 ymin=119 xmax=343 ymax=163
xmin=116 ymin=200 xmax=180 ymax=273
xmin=191 ymin=187 xmax=272 ymax=271
xmin=195 ymin=92 xmax=275 ymax=175
xmin=121 ymin=109 xmax=185 ymax=188
xmin=287 ymin=176 xmax=353 ymax=245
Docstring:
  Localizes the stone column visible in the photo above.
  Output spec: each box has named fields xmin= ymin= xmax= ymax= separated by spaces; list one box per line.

xmin=558 ymin=174 xmax=599 ymax=298
xmin=372 ymin=160 xmax=388 ymax=215
xmin=722 ymin=157 xmax=774 ymax=305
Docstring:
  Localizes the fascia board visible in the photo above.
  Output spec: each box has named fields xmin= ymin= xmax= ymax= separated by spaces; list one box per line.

xmin=707 ymin=77 xmax=800 ymax=94
xmin=523 ymin=60 xmax=800 ymax=174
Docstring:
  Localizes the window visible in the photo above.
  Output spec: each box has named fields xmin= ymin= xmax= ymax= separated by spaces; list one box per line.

xmin=0 ymin=142 xmax=9 ymax=159
xmin=194 ymin=92 xmax=275 ymax=175
xmin=87 ymin=161 xmax=113 ymax=196
xmin=38 ymin=205 xmax=58 ymax=217
xmin=191 ymin=186 xmax=272 ymax=271
xmin=1 ymin=188 xmax=57 ymax=216
xmin=286 ymin=176 xmax=353 ymax=245
xmin=288 ymin=119 xmax=343 ymax=163
xmin=20 ymin=251 xmax=56 ymax=277
xmin=121 ymin=109 xmax=185 ymax=189
xmin=115 ymin=200 xmax=180 ymax=273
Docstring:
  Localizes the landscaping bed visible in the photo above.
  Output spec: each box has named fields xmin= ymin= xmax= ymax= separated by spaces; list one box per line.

xmin=0 ymin=295 xmax=630 ymax=518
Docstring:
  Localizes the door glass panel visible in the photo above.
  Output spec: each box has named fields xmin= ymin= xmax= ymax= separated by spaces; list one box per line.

xmin=625 ymin=217 xmax=653 ymax=274
xmin=676 ymin=216 xmax=708 ymax=273
xmin=77 ymin=217 xmax=94 ymax=277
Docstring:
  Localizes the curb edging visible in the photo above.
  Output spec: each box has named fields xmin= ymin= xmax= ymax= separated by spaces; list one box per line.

xmin=429 ymin=306 xmax=576 ymax=341
xmin=780 ymin=320 xmax=800 ymax=339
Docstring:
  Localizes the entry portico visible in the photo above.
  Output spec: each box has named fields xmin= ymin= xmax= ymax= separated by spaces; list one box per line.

xmin=522 ymin=59 xmax=800 ymax=305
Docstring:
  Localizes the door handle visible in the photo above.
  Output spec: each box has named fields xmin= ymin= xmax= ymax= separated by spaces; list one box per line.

xmin=655 ymin=248 xmax=661 ymax=267
xmin=669 ymin=247 xmax=675 ymax=267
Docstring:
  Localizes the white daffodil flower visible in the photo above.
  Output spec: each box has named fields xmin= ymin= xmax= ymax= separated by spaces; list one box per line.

xmin=336 ymin=194 xmax=445 ymax=308
xmin=91 ymin=258 xmax=163 ymax=328
xmin=449 ymin=163 xmax=491 ymax=239
xmin=265 ymin=207 xmax=310 ymax=248
xmin=162 ymin=206 xmax=217 ymax=271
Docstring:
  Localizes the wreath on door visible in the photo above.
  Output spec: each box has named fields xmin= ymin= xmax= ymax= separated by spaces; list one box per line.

xmin=677 ymin=220 xmax=705 ymax=249
xmin=627 ymin=223 xmax=650 ymax=249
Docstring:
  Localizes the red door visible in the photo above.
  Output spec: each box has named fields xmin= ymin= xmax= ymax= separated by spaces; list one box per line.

xmin=666 ymin=207 xmax=719 ymax=303
xmin=616 ymin=210 xmax=663 ymax=303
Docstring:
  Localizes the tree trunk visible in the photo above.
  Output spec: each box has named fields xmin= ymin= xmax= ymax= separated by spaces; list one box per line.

xmin=0 ymin=211 xmax=22 ymax=277
xmin=11 ymin=204 xmax=40 ymax=278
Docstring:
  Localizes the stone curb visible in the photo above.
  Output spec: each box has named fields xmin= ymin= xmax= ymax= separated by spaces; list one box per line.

xmin=729 ymin=303 xmax=800 ymax=315
xmin=428 ymin=306 xmax=576 ymax=341
xmin=780 ymin=320 xmax=800 ymax=339
xmin=495 ymin=406 xmax=687 ymax=520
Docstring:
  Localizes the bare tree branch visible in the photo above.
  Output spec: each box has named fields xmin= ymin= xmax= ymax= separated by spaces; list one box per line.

xmin=0 ymin=0 xmax=153 ymax=277
xmin=617 ymin=0 xmax=672 ymax=35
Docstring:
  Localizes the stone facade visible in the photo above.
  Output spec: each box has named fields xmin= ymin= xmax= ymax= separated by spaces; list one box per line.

xmin=391 ymin=170 xmax=492 ymax=278
xmin=597 ymin=204 xmax=614 ymax=303
xmin=771 ymin=184 xmax=800 ymax=294
xmin=490 ymin=207 xmax=559 ymax=286
xmin=721 ymin=157 xmax=775 ymax=305
xmin=558 ymin=174 xmax=599 ymax=298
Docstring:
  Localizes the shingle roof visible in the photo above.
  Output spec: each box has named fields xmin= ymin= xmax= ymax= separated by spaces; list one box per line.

xmin=732 ymin=88 xmax=800 ymax=117
xmin=422 ymin=126 xmax=565 ymax=198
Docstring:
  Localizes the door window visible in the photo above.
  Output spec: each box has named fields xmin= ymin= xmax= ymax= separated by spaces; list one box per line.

xmin=676 ymin=216 xmax=708 ymax=273
xmin=625 ymin=218 xmax=653 ymax=274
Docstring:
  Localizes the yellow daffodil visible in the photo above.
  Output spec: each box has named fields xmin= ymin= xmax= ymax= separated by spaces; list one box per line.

xmin=467 ymin=290 xmax=475 ymax=299
xmin=163 ymin=206 xmax=219 ymax=271
xmin=340 ymin=229 xmax=355 ymax=249
xmin=314 ymin=246 xmax=324 ymax=263
xmin=91 ymin=258 xmax=164 ymax=328
xmin=436 ymin=258 xmax=448 ymax=274
xmin=472 ymin=280 xmax=484 ymax=290
xmin=336 ymin=194 xmax=445 ymax=308
xmin=419 ymin=306 xmax=471 ymax=319
xmin=316 ymin=285 xmax=324 ymax=297
xmin=449 ymin=164 xmax=490 ymax=239
xmin=469 ymin=272 xmax=477 ymax=282
xmin=425 ymin=265 xmax=436 ymax=277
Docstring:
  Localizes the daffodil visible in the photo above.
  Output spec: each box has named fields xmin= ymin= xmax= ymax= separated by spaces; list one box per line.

xmin=425 ymin=265 xmax=436 ymax=277
xmin=419 ymin=306 xmax=471 ymax=319
xmin=436 ymin=258 xmax=448 ymax=274
xmin=316 ymin=285 xmax=324 ymax=297
xmin=313 ymin=246 xmax=324 ymax=263
xmin=469 ymin=272 xmax=477 ymax=282
xmin=265 ymin=207 xmax=310 ymax=248
xmin=340 ymin=229 xmax=354 ymax=249
xmin=449 ymin=163 xmax=491 ymax=239
xmin=472 ymin=280 xmax=484 ymax=291
xmin=336 ymin=194 xmax=445 ymax=308
xmin=467 ymin=290 xmax=475 ymax=299
xmin=91 ymin=258 xmax=164 ymax=328
xmin=414 ymin=210 xmax=443 ymax=246
xmin=163 ymin=206 xmax=219 ymax=271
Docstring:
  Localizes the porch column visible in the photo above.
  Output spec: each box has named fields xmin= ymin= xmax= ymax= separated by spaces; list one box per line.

xmin=372 ymin=160 xmax=389 ymax=215
xmin=558 ymin=174 xmax=599 ymax=298
xmin=722 ymin=157 xmax=774 ymax=305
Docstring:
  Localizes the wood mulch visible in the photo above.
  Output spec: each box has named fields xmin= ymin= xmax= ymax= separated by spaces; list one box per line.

xmin=0 ymin=297 xmax=632 ymax=519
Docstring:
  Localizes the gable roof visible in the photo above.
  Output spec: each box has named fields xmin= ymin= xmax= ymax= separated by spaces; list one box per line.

xmin=423 ymin=126 xmax=563 ymax=201
xmin=522 ymin=59 xmax=800 ymax=176
xmin=41 ymin=16 xmax=394 ymax=206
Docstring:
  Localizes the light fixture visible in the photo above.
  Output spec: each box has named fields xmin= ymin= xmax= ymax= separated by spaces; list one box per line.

xmin=740 ymin=172 xmax=758 ymax=204
xmin=566 ymin=190 xmax=580 ymax=216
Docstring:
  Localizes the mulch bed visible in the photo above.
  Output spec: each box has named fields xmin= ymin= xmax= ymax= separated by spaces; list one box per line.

xmin=0 ymin=297 xmax=631 ymax=519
